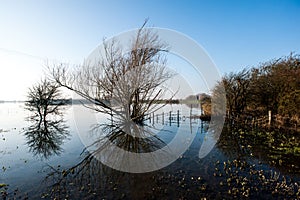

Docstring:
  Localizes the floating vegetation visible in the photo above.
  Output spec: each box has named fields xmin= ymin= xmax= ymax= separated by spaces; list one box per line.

xmin=212 ymin=159 xmax=300 ymax=199
xmin=0 ymin=129 xmax=9 ymax=133
xmin=0 ymin=183 xmax=8 ymax=188
xmin=0 ymin=183 xmax=8 ymax=199
xmin=218 ymin=126 xmax=300 ymax=174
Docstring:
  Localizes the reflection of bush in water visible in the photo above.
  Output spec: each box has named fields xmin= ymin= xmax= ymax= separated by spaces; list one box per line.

xmin=217 ymin=126 xmax=300 ymax=174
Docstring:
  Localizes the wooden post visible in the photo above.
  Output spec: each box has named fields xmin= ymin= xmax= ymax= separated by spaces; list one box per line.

xmin=162 ymin=112 xmax=164 ymax=125
xmin=177 ymin=110 xmax=180 ymax=127
xmin=268 ymin=110 xmax=272 ymax=127
xmin=169 ymin=111 xmax=172 ymax=126
xmin=152 ymin=112 xmax=155 ymax=124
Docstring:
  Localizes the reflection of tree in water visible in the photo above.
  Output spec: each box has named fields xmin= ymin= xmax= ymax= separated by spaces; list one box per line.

xmin=89 ymin=119 xmax=166 ymax=153
xmin=44 ymin=115 xmax=171 ymax=198
xmin=46 ymin=155 xmax=165 ymax=199
xmin=216 ymin=126 xmax=248 ymax=159
xmin=71 ymin=116 xmax=167 ymax=170
xmin=24 ymin=117 xmax=69 ymax=159
xmin=44 ymin=107 xmax=221 ymax=199
xmin=24 ymin=79 xmax=70 ymax=159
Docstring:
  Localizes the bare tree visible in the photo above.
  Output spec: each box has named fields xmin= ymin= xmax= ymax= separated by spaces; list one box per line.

xmin=25 ymin=79 xmax=69 ymax=159
xmin=212 ymin=69 xmax=250 ymax=124
xmin=50 ymin=22 xmax=174 ymax=124
xmin=25 ymin=79 xmax=67 ymax=120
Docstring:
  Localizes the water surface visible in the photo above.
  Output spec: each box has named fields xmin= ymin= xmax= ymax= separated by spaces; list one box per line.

xmin=0 ymin=103 xmax=299 ymax=199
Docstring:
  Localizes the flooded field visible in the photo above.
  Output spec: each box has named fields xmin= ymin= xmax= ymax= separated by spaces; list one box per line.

xmin=0 ymin=102 xmax=299 ymax=199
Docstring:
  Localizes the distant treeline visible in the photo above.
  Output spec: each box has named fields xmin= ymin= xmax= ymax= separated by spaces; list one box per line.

xmin=144 ymin=99 xmax=180 ymax=104
xmin=26 ymin=99 xmax=72 ymax=105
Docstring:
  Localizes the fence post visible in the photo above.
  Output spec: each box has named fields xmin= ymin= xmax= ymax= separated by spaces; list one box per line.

xmin=169 ymin=111 xmax=172 ymax=126
xmin=152 ymin=112 xmax=155 ymax=124
xmin=268 ymin=110 xmax=272 ymax=127
xmin=177 ymin=110 xmax=180 ymax=127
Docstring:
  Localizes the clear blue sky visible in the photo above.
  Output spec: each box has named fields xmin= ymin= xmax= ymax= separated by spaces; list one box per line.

xmin=1 ymin=0 xmax=300 ymax=100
